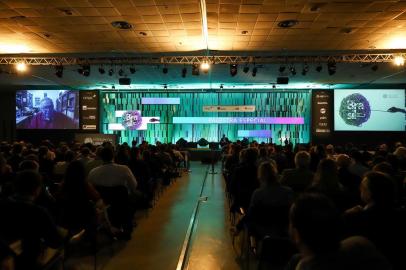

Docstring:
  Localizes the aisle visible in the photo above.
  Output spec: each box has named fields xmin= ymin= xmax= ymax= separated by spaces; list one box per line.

xmin=66 ymin=162 xmax=239 ymax=270
xmin=185 ymin=166 xmax=240 ymax=270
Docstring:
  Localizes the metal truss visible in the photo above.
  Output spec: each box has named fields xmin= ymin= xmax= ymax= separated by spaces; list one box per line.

xmin=0 ymin=53 xmax=405 ymax=65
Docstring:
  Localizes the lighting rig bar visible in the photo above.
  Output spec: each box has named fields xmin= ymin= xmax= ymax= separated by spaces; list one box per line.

xmin=0 ymin=53 xmax=405 ymax=65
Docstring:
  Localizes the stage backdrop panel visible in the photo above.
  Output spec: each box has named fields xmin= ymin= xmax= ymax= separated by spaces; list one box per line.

xmin=101 ymin=91 xmax=311 ymax=144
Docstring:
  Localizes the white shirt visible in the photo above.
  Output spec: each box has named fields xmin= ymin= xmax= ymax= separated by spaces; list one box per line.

xmin=87 ymin=162 xmax=138 ymax=194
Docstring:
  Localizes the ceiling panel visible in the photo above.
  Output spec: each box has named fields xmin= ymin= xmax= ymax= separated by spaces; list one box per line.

xmin=0 ymin=0 xmax=403 ymax=54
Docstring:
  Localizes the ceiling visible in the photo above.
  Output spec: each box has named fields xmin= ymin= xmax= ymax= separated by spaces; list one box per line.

xmin=0 ymin=0 xmax=405 ymax=89
xmin=0 ymin=0 xmax=405 ymax=54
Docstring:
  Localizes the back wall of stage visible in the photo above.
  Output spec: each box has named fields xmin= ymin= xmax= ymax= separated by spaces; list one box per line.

xmin=101 ymin=91 xmax=311 ymax=145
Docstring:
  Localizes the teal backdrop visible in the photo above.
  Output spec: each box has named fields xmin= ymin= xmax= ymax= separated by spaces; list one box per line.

xmin=101 ymin=91 xmax=311 ymax=145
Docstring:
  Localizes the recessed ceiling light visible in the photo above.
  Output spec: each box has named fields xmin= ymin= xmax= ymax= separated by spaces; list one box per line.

xmin=277 ymin=20 xmax=299 ymax=28
xmin=111 ymin=21 xmax=133 ymax=30
xmin=139 ymin=31 xmax=147 ymax=36
xmin=58 ymin=9 xmax=74 ymax=16
xmin=241 ymin=30 xmax=248 ymax=35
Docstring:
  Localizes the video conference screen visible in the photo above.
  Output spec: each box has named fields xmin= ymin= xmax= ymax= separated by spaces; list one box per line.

xmin=16 ymin=90 xmax=79 ymax=129
xmin=334 ymin=89 xmax=406 ymax=131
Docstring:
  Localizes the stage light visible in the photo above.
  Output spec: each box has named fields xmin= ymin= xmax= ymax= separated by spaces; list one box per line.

xmin=181 ymin=66 xmax=187 ymax=78
xmin=118 ymin=68 xmax=125 ymax=76
xmin=220 ymin=84 xmax=224 ymax=89
xmin=55 ymin=65 xmax=63 ymax=78
xmin=78 ymin=65 xmax=90 ymax=76
xmin=230 ymin=64 xmax=238 ymax=77
xmin=98 ymin=67 xmax=105 ymax=74
xmin=301 ymin=63 xmax=309 ymax=76
xmin=252 ymin=66 xmax=257 ymax=77
xmin=162 ymin=66 xmax=168 ymax=74
xmin=394 ymin=55 xmax=404 ymax=66
xmin=243 ymin=65 xmax=249 ymax=73
xmin=289 ymin=66 xmax=296 ymax=76
xmin=200 ymin=61 xmax=210 ymax=73
xmin=316 ymin=65 xmax=322 ymax=72
xmin=108 ymin=68 xmax=114 ymax=76
xmin=279 ymin=65 xmax=286 ymax=73
xmin=15 ymin=62 xmax=27 ymax=72
xmin=371 ymin=64 xmax=378 ymax=71
xmin=327 ymin=60 xmax=336 ymax=75
xmin=129 ymin=67 xmax=136 ymax=74
xmin=192 ymin=64 xmax=200 ymax=76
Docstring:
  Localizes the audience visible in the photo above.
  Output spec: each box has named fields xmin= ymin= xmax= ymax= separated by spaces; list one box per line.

xmin=0 ymin=138 xmax=405 ymax=269
xmin=0 ymin=170 xmax=63 ymax=270
xmin=287 ymin=193 xmax=391 ymax=270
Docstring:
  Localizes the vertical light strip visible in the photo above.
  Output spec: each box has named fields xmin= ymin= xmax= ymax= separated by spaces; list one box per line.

xmin=200 ymin=0 xmax=209 ymax=50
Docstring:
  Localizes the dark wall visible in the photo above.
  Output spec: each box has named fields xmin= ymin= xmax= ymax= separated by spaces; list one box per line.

xmin=0 ymin=88 xmax=16 ymax=141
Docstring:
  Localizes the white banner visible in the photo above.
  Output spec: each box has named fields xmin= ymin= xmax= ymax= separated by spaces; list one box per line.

xmin=203 ymin=105 xmax=256 ymax=112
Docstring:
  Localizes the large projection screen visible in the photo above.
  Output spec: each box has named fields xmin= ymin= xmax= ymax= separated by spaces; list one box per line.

xmin=334 ymin=89 xmax=406 ymax=131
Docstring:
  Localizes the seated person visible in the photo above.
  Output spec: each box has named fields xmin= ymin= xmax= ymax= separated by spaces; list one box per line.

xmin=343 ymin=171 xmax=406 ymax=269
xmin=287 ymin=192 xmax=391 ymax=270
xmin=241 ymin=161 xmax=294 ymax=238
xmin=280 ymin=151 xmax=314 ymax=195
xmin=0 ymin=170 xmax=64 ymax=270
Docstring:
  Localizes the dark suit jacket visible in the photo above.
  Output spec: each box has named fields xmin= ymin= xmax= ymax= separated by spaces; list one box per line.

xmin=280 ymin=168 xmax=314 ymax=194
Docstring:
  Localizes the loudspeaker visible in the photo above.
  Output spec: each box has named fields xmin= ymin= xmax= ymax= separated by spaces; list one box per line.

xmin=119 ymin=78 xmax=131 ymax=85
xmin=277 ymin=77 xmax=289 ymax=84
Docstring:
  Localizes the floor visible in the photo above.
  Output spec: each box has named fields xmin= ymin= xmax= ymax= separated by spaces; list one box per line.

xmin=65 ymin=162 xmax=240 ymax=270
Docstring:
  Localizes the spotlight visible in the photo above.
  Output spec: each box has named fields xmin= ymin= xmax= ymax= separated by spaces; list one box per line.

xmin=181 ymin=66 xmax=187 ymax=78
xmin=220 ymin=84 xmax=224 ymax=89
xmin=301 ymin=63 xmax=309 ymax=76
xmin=192 ymin=64 xmax=200 ymax=76
xmin=252 ymin=66 xmax=257 ymax=77
xmin=315 ymin=65 xmax=322 ymax=72
xmin=371 ymin=64 xmax=378 ymax=71
xmin=394 ymin=55 xmax=404 ymax=66
xmin=279 ymin=65 xmax=286 ymax=73
xmin=163 ymin=84 xmax=167 ymax=89
xmin=108 ymin=68 xmax=114 ymax=76
xmin=118 ymin=69 xmax=124 ymax=76
xmin=15 ymin=62 xmax=27 ymax=72
xmin=55 ymin=65 xmax=63 ymax=78
xmin=230 ymin=64 xmax=238 ymax=77
xmin=78 ymin=64 xmax=90 ymax=76
xmin=162 ymin=66 xmax=168 ymax=74
xmin=289 ymin=66 xmax=296 ymax=76
xmin=200 ymin=61 xmax=210 ymax=73
xmin=327 ymin=60 xmax=336 ymax=75
xmin=98 ymin=67 xmax=105 ymax=74
xmin=129 ymin=67 xmax=136 ymax=74
xmin=243 ymin=65 xmax=249 ymax=73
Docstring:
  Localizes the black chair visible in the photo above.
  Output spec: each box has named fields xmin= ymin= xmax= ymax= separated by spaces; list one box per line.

xmin=257 ymin=235 xmax=296 ymax=270
xmin=94 ymin=186 xmax=133 ymax=236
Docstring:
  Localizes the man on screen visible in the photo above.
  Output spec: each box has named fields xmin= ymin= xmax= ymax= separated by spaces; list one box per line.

xmin=26 ymin=97 xmax=76 ymax=129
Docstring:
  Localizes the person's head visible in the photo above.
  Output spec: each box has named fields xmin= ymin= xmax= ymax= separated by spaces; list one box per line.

xmin=289 ymin=193 xmax=341 ymax=255
xmin=80 ymin=147 xmax=90 ymax=157
xmin=14 ymin=170 xmax=42 ymax=198
xmin=336 ymin=154 xmax=352 ymax=169
xmin=294 ymin=151 xmax=311 ymax=169
xmin=64 ymin=160 xmax=86 ymax=193
xmin=257 ymin=161 xmax=278 ymax=185
xmin=11 ymin=143 xmax=23 ymax=155
xmin=19 ymin=159 xmax=39 ymax=172
xmin=373 ymin=162 xmax=394 ymax=176
xmin=360 ymin=171 xmax=394 ymax=207
xmin=326 ymin=144 xmax=334 ymax=155
xmin=64 ymin=150 xmax=76 ymax=162
xmin=40 ymin=97 xmax=55 ymax=121
xmin=100 ymin=146 xmax=114 ymax=162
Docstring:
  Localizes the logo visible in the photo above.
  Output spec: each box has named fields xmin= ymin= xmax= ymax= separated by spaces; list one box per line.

xmin=121 ymin=111 xmax=142 ymax=130
xmin=82 ymin=125 xmax=97 ymax=130
xmin=320 ymin=108 xmax=326 ymax=114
